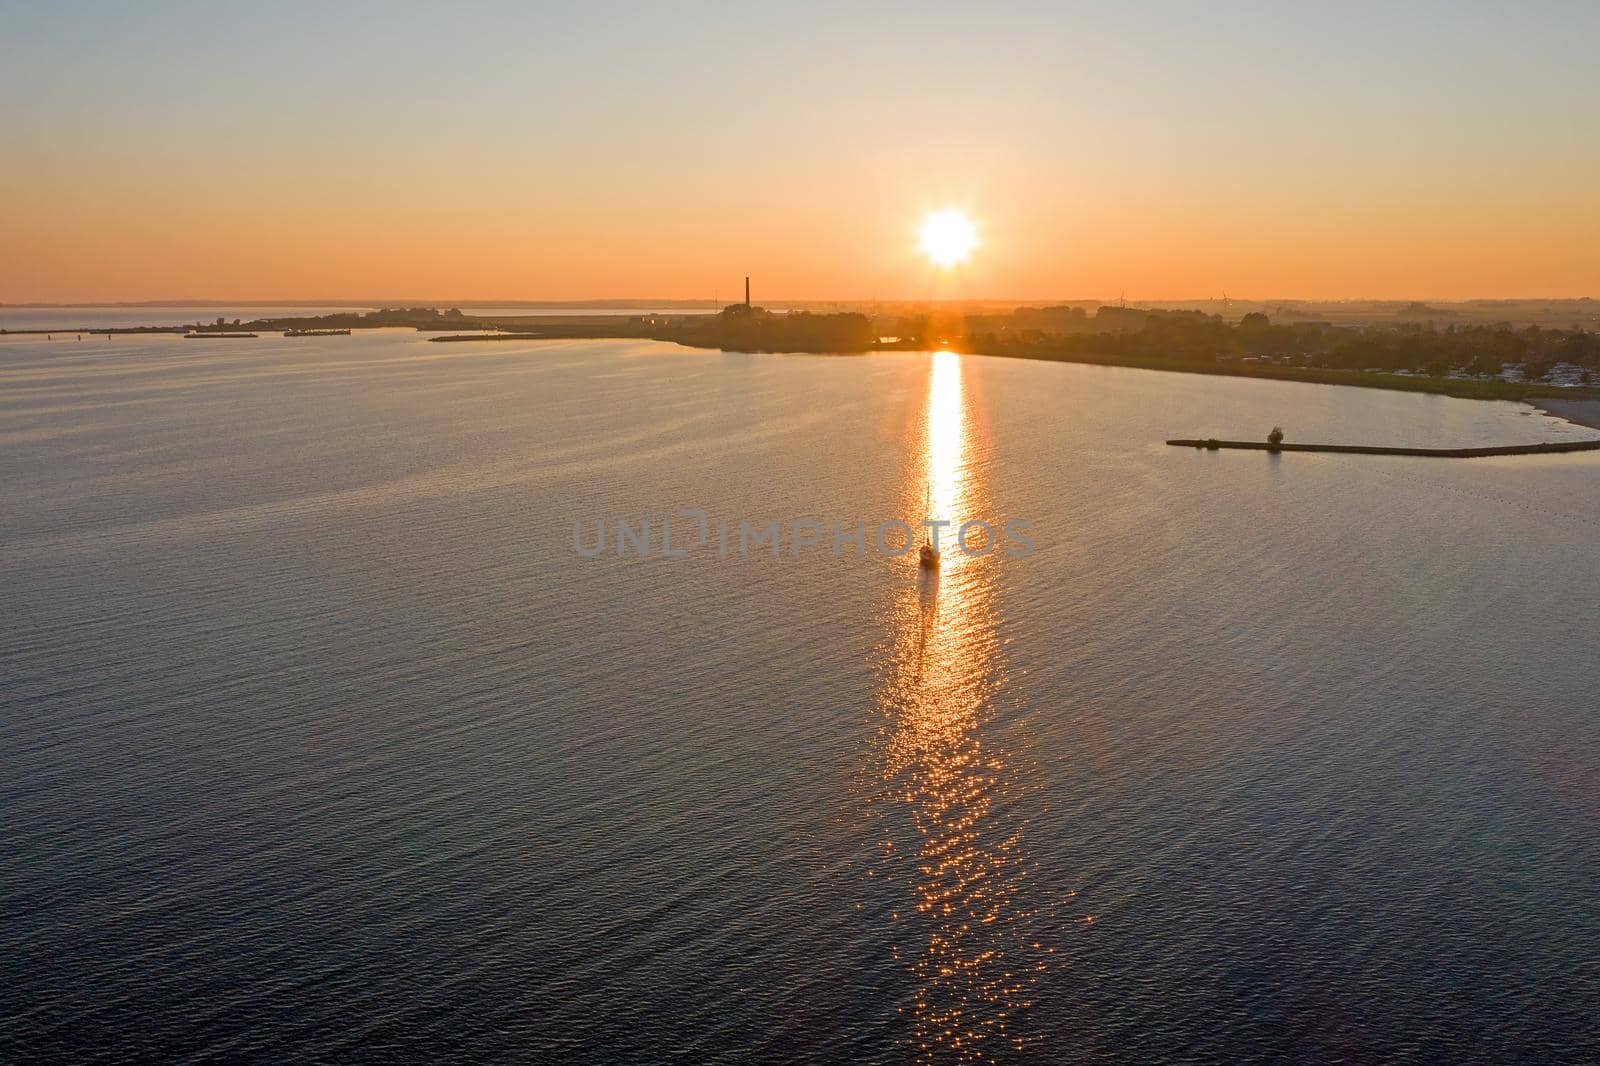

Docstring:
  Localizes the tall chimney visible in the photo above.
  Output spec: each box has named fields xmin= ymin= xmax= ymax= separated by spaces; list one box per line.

xmin=745 ymin=276 xmax=750 ymax=307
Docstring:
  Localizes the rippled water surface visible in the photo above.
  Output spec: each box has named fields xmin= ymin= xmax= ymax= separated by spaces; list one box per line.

xmin=3 ymin=333 xmax=1598 ymax=1062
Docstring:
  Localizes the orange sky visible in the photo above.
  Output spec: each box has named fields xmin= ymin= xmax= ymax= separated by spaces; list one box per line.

xmin=4 ymin=3 xmax=1598 ymax=303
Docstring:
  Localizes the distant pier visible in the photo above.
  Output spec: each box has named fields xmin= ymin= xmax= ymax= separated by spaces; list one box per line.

xmin=1167 ymin=438 xmax=1600 ymax=459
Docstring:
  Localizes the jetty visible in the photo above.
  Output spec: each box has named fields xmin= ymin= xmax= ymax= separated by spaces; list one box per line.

xmin=1168 ymin=438 xmax=1600 ymax=459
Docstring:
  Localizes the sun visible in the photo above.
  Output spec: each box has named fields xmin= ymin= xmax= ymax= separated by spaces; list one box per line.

xmin=919 ymin=209 xmax=978 ymax=269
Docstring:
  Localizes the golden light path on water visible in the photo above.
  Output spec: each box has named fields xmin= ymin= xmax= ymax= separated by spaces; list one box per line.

xmin=925 ymin=350 xmax=966 ymax=562
xmin=868 ymin=351 xmax=1049 ymax=1062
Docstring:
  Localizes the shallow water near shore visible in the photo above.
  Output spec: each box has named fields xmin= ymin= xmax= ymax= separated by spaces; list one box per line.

xmin=3 ymin=332 xmax=1598 ymax=1062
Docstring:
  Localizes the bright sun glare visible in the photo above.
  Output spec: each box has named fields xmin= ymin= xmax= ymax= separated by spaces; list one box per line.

xmin=919 ymin=209 xmax=978 ymax=269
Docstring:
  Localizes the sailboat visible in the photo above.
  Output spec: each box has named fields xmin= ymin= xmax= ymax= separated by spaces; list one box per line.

xmin=918 ymin=484 xmax=941 ymax=570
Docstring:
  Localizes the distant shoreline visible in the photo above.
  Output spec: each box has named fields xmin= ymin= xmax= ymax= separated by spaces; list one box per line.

xmin=9 ymin=310 xmax=1600 ymax=435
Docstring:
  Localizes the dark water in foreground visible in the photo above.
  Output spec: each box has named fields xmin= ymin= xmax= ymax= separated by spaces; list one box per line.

xmin=3 ymin=333 xmax=1598 ymax=1062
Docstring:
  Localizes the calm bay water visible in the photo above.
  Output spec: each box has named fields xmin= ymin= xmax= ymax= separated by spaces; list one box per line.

xmin=2 ymin=332 xmax=1598 ymax=1062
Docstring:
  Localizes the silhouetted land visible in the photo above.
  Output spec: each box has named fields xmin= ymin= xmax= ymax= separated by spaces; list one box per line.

xmin=229 ymin=307 xmax=467 ymax=331
xmin=12 ymin=302 xmax=1600 ymax=407
xmin=673 ymin=304 xmax=876 ymax=353
xmin=1168 ymin=438 xmax=1600 ymax=458
xmin=428 ymin=303 xmax=874 ymax=353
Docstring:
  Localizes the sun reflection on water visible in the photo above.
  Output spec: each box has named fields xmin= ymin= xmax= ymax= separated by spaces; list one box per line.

xmin=926 ymin=351 xmax=965 ymax=559
xmin=866 ymin=352 xmax=1047 ymax=1062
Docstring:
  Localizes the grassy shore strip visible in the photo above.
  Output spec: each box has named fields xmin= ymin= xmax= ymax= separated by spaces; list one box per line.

xmin=427 ymin=328 xmax=1600 ymax=412
xmin=1168 ymin=439 xmax=1600 ymax=459
xmin=974 ymin=347 xmax=1600 ymax=404
xmin=429 ymin=333 xmax=550 ymax=342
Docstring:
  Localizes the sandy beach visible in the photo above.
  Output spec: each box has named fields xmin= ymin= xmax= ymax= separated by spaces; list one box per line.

xmin=1533 ymin=398 xmax=1600 ymax=431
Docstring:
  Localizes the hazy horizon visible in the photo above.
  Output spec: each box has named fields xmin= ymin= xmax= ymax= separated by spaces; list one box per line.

xmin=6 ymin=293 xmax=1598 ymax=309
